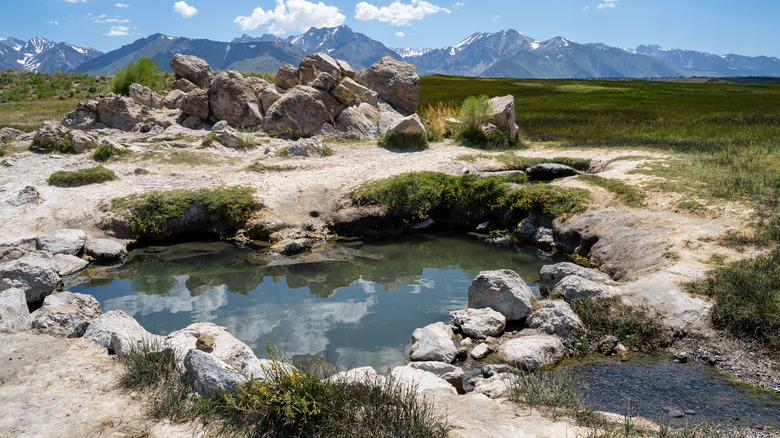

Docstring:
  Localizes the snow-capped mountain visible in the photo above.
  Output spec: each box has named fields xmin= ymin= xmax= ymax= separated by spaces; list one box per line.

xmin=0 ymin=36 xmax=102 ymax=73
xmin=635 ymin=44 xmax=780 ymax=77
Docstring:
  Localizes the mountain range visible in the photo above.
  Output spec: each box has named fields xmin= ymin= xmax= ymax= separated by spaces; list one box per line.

xmin=0 ymin=36 xmax=102 ymax=74
xmin=9 ymin=26 xmax=780 ymax=79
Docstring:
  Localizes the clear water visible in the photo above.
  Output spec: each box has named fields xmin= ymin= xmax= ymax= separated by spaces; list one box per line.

xmin=73 ymin=232 xmax=569 ymax=370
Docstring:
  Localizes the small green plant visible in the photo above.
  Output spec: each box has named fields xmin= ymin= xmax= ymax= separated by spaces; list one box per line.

xmin=112 ymin=57 xmax=165 ymax=96
xmin=30 ymin=134 xmax=75 ymax=154
xmin=200 ymin=132 xmax=219 ymax=148
xmin=460 ymin=94 xmax=492 ymax=132
xmin=321 ymin=145 xmax=334 ymax=157
xmin=92 ymin=144 xmax=126 ymax=162
xmin=379 ymin=132 xmax=429 ymax=150
xmin=245 ymin=162 xmax=296 ymax=172
xmin=579 ymin=175 xmax=646 ymax=207
xmin=47 ymin=166 xmax=118 ymax=186
xmin=235 ymin=130 xmax=258 ymax=149
xmin=569 ymin=296 xmax=667 ymax=352
xmin=276 ymin=147 xmax=290 ymax=157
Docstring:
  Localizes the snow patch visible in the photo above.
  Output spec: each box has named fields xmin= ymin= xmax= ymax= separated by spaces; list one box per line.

xmin=531 ymin=41 xmax=539 ymax=50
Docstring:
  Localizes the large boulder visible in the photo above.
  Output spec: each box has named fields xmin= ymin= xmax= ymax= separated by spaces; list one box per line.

xmin=170 ymin=54 xmax=213 ymax=89
xmin=68 ymin=130 xmax=97 ymax=153
xmin=258 ymin=85 xmax=283 ymax=115
xmin=383 ymin=114 xmax=426 ymax=138
xmin=0 ymin=236 xmax=36 ymax=263
xmin=208 ymin=71 xmax=263 ymax=127
xmin=36 ymin=229 xmax=87 ymax=256
xmin=498 ymin=335 xmax=565 ymax=371
xmin=172 ymin=78 xmax=199 ymax=93
xmin=335 ymin=103 xmax=379 ymax=139
xmin=61 ymin=106 xmax=97 ymax=131
xmin=97 ymin=93 xmax=145 ymax=131
xmin=179 ymin=88 xmax=209 ymax=120
xmin=525 ymin=300 xmax=583 ymax=338
xmin=526 ymin=163 xmax=580 ymax=181
xmin=539 ymin=262 xmax=614 ymax=293
xmin=377 ymin=103 xmax=405 ymax=138
xmin=390 ymin=366 xmax=457 ymax=395
xmin=553 ymin=275 xmax=615 ymax=300
xmin=84 ymin=238 xmax=127 ymax=263
xmin=32 ymin=121 xmax=69 ymax=150
xmin=488 ymin=95 xmax=519 ymax=140
xmin=164 ymin=89 xmax=186 ymax=109
xmin=468 ymin=269 xmax=536 ymax=321
xmin=450 ymin=308 xmax=506 ymax=339
xmin=84 ymin=310 xmax=161 ymax=355
xmin=0 ymin=127 xmax=23 ymax=141
xmin=407 ymin=361 xmax=465 ymax=393
xmin=332 ymin=77 xmax=378 ymax=107
xmin=0 ymin=254 xmax=61 ymax=303
xmin=410 ymin=321 xmax=457 ymax=363
xmin=53 ymin=254 xmax=89 ymax=276
xmin=129 ymin=83 xmax=163 ymax=109
xmin=185 ymin=349 xmax=247 ymax=398
xmin=262 ymin=86 xmax=334 ymax=138
xmin=287 ymin=137 xmax=324 ymax=157
xmin=275 ymin=64 xmax=299 ymax=90
xmin=356 ymin=56 xmax=419 ymax=115
xmin=166 ymin=322 xmax=257 ymax=368
xmin=299 ymin=52 xmax=343 ymax=85
xmin=0 ymin=288 xmax=31 ymax=333
xmin=30 ymin=291 xmax=102 ymax=338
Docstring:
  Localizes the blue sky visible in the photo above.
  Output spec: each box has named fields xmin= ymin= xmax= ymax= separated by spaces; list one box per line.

xmin=2 ymin=0 xmax=779 ymax=57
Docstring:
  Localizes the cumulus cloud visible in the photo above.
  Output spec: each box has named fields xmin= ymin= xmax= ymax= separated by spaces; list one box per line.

xmin=582 ymin=5 xmax=590 ymax=11
xmin=597 ymin=0 xmax=618 ymax=9
xmin=106 ymin=26 xmax=130 ymax=36
xmin=234 ymin=0 xmax=346 ymax=34
xmin=174 ymin=1 xmax=198 ymax=18
xmin=115 ymin=3 xmax=130 ymax=7
xmin=355 ymin=0 xmax=450 ymax=26
xmin=395 ymin=31 xmax=406 ymax=37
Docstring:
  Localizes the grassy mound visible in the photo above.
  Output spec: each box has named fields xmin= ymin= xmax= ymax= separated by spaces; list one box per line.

xmin=47 ymin=166 xmax=117 ymax=186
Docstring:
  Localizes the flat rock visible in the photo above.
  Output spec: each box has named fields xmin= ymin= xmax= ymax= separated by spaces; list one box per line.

xmin=410 ymin=321 xmax=457 ymax=363
xmin=525 ymin=300 xmax=583 ymax=338
xmin=84 ymin=238 xmax=127 ymax=263
xmin=30 ymin=291 xmax=102 ymax=338
xmin=450 ymin=308 xmax=506 ymax=339
xmin=36 ymin=229 xmax=87 ymax=256
xmin=0 ymin=253 xmax=61 ymax=303
xmin=390 ymin=366 xmax=457 ymax=395
xmin=468 ymin=269 xmax=535 ymax=321
xmin=84 ymin=310 xmax=161 ymax=355
xmin=407 ymin=361 xmax=465 ymax=393
xmin=498 ymin=335 xmax=565 ymax=371
xmin=166 ymin=322 xmax=257 ymax=369
xmin=53 ymin=254 xmax=89 ymax=276
xmin=526 ymin=163 xmax=579 ymax=181
xmin=471 ymin=372 xmax=513 ymax=399
xmin=553 ymin=275 xmax=615 ymax=300
xmin=0 ymin=288 xmax=32 ymax=333
xmin=470 ymin=343 xmax=492 ymax=360
xmin=539 ymin=262 xmax=614 ymax=293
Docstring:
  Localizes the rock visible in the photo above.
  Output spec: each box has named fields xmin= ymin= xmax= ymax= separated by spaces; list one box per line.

xmin=488 ymin=95 xmax=520 ymax=140
xmin=328 ymin=366 xmax=386 ymax=387
xmin=356 ymin=56 xmax=419 ymax=114
xmin=539 ymin=262 xmax=614 ymax=293
xmin=299 ymin=53 xmax=343 ymax=85
xmin=335 ymin=103 xmax=380 ymax=139
xmin=164 ymin=89 xmax=186 ymax=109
xmin=0 ymin=288 xmax=32 ymax=333
xmin=84 ymin=238 xmax=127 ymax=263
xmin=498 ymin=335 xmax=565 ymax=371
xmin=310 ymin=72 xmax=338 ymax=91
xmin=275 ymin=63 xmax=299 ymax=89
xmin=515 ymin=215 xmax=554 ymax=245
xmin=384 ymin=113 xmax=426 ymax=138
xmin=179 ymin=88 xmax=209 ymax=120
xmin=526 ymin=163 xmax=580 ymax=180
xmin=410 ymin=321 xmax=457 ymax=363
xmin=481 ymin=364 xmax=514 ymax=378
xmin=450 ymin=308 xmax=506 ymax=339
xmin=84 ymin=310 xmax=160 ymax=355
xmin=32 ymin=121 xmax=69 ymax=150
xmin=208 ymin=71 xmax=263 ymax=127
xmin=0 ymin=254 xmax=61 ymax=303
xmin=470 ymin=343 xmax=492 ymax=360
xmin=241 ymin=358 xmax=298 ymax=381
xmin=407 ymin=361 xmax=465 ymax=393
xmin=68 ymin=130 xmax=97 ymax=153
xmin=0 ymin=236 xmax=36 ymax=263
xmin=468 ymin=269 xmax=536 ymax=321
xmin=129 ymin=83 xmax=163 ymax=109
xmin=597 ymin=335 xmax=618 ymax=355
xmin=61 ymin=108 xmax=97 ymax=131
xmin=390 ymin=366 xmax=457 ymax=395
xmin=525 ymin=300 xmax=583 ymax=338
xmin=97 ymin=93 xmax=145 ymax=131
xmin=166 ymin=322 xmax=257 ymax=369
xmin=0 ymin=127 xmax=23 ymax=141
xmin=6 ymin=186 xmax=40 ymax=207
xmin=258 ymin=85 xmax=283 ymax=114
xmin=196 ymin=332 xmax=215 ymax=350
xmin=53 ymin=254 xmax=89 ymax=276
xmin=172 ymin=78 xmax=199 ymax=93
xmin=471 ymin=373 xmax=513 ymax=399
xmin=332 ymin=77 xmax=378 ymax=107
xmin=287 ymin=137 xmax=324 ymax=157
xmin=553 ymin=275 xmax=615 ymax=300
xmin=336 ymin=59 xmax=355 ymax=79
xmin=30 ymin=291 xmax=102 ymax=338
xmin=262 ymin=86 xmax=334 ymax=138
xmin=269 ymin=238 xmax=314 ymax=255
xmin=180 ymin=115 xmax=202 ymax=129
xmin=184 ymin=348 xmax=247 ymax=398
xmin=36 ymin=229 xmax=87 ymax=256
xmin=170 ymin=54 xmax=214 ymax=88
xmin=377 ymin=103 xmax=404 ymax=134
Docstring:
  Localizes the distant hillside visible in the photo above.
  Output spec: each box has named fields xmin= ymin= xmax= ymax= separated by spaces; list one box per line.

xmin=0 ymin=36 xmax=101 ymax=74
xmin=634 ymin=45 xmax=780 ymax=77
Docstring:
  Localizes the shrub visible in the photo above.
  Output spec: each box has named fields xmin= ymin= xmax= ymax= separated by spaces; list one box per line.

xmin=30 ymin=134 xmax=75 ymax=154
xmin=459 ymin=94 xmax=492 ymax=131
xmin=379 ymin=132 xmax=429 ymax=150
xmin=112 ymin=57 xmax=165 ymax=96
xmin=47 ymin=166 xmax=118 ymax=186
xmin=569 ymin=296 xmax=667 ymax=352
xmin=92 ymin=144 xmax=126 ymax=162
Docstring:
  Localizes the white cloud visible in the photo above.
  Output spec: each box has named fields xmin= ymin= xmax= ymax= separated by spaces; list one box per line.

xmin=452 ymin=1 xmax=464 ymax=8
xmin=106 ymin=26 xmax=130 ymax=36
xmin=395 ymin=31 xmax=406 ymax=37
xmin=89 ymin=14 xmax=130 ymax=24
xmin=115 ymin=3 xmax=130 ymax=7
xmin=597 ymin=0 xmax=617 ymax=9
xmin=235 ymin=0 xmax=346 ymax=34
xmin=492 ymin=14 xmax=500 ymax=22
xmin=582 ymin=5 xmax=590 ymax=11
xmin=355 ymin=0 xmax=450 ymax=26
xmin=62 ymin=0 xmax=87 ymax=3
xmin=174 ymin=1 xmax=198 ymax=18
xmin=49 ymin=20 xmax=60 ymax=25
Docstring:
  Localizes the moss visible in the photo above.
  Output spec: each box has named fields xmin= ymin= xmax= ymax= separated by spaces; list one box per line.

xmin=47 ymin=166 xmax=118 ymax=186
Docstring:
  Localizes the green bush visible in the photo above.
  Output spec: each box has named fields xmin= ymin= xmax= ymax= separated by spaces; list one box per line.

xmin=30 ymin=134 xmax=75 ymax=154
xmin=460 ymin=94 xmax=492 ymax=131
xmin=47 ymin=166 xmax=118 ymax=186
xmin=379 ymin=132 xmax=429 ymax=150
xmin=112 ymin=57 xmax=165 ymax=96
xmin=92 ymin=144 xmax=126 ymax=162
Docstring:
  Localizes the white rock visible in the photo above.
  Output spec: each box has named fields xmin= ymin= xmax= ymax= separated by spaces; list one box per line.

xmin=471 ymin=372 xmax=513 ymax=399
xmin=0 ymin=235 xmax=36 ymax=263
xmin=526 ymin=300 xmax=584 ymax=338
xmin=470 ymin=343 xmax=492 ymax=360
xmin=185 ymin=349 xmax=247 ymax=398
xmin=84 ymin=239 xmax=127 ymax=262
xmin=241 ymin=358 xmax=298 ymax=381
xmin=539 ymin=262 xmax=614 ymax=293
xmin=468 ymin=269 xmax=535 ymax=321
xmin=0 ymin=254 xmax=61 ymax=303
xmin=390 ymin=366 xmax=457 ymax=395
xmin=553 ymin=275 xmax=615 ymax=300
xmin=166 ymin=322 xmax=257 ymax=369
xmin=0 ymin=288 xmax=32 ymax=333
xmin=410 ymin=321 xmax=457 ymax=363
xmin=450 ymin=308 xmax=506 ymax=338
xmin=84 ymin=310 xmax=160 ymax=355
xmin=53 ymin=254 xmax=89 ymax=276
xmin=328 ymin=366 xmax=386 ymax=388
xmin=36 ymin=229 xmax=87 ymax=256
xmin=407 ymin=361 xmax=465 ymax=393
xmin=30 ymin=291 xmax=102 ymax=338
xmin=498 ymin=335 xmax=565 ymax=371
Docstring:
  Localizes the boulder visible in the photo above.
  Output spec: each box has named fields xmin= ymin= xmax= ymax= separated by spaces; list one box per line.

xmin=481 ymin=364 xmax=515 ymax=377
xmin=468 ymin=269 xmax=536 ymax=321
xmin=471 ymin=373 xmax=513 ymax=399
xmin=171 ymin=78 xmax=199 ymax=93
xmin=526 ymin=163 xmax=579 ymax=181
xmin=180 ymin=115 xmax=202 ymax=129
xmin=30 ymin=291 xmax=102 ymax=338
xmin=185 ymin=348 xmax=247 ymax=398
xmin=53 ymin=254 xmax=89 ymax=276
xmin=275 ymin=63 xmax=299 ymax=89
xmin=488 ymin=95 xmax=519 ymax=140
xmin=450 ymin=308 xmax=506 ymax=339
xmin=336 ymin=59 xmax=355 ymax=79
xmin=332 ymin=77 xmax=378 ymax=107
xmin=0 ymin=288 xmax=32 ymax=333
xmin=241 ymin=358 xmax=298 ymax=381
xmin=407 ymin=361 xmax=465 ymax=393
xmin=6 ymin=186 xmax=39 ymax=207
xmin=170 ymin=54 xmax=214 ymax=88
xmin=179 ymin=88 xmax=209 ymax=120
xmin=84 ymin=238 xmax=127 ymax=263
xmin=61 ymin=108 xmax=97 ymax=131
xmin=287 ymin=137 xmax=324 ymax=157
xmin=32 ymin=121 xmax=69 ymax=149
xmin=539 ymin=262 xmax=614 ymax=293
xmin=208 ymin=71 xmax=262 ymax=127
xmin=526 ymin=300 xmax=583 ymax=338
xmin=377 ymin=103 xmax=405 ymax=136
xmin=269 ymin=238 xmax=314 ymax=255
xmin=129 ymin=83 xmax=163 ymax=109
xmin=166 ymin=322 xmax=257 ymax=369
xmin=470 ymin=342 xmax=492 ymax=360
xmin=299 ymin=53 xmax=343 ymax=85
xmin=384 ymin=114 xmax=426 ymax=138
xmin=498 ymin=335 xmax=565 ymax=371
xmin=0 ymin=254 xmax=61 ymax=303
xmin=0 ymin=127 xmax=23 ymax=141
xmin=0 ymin=236 xmax=36 ymax=263
xmin=390 ymin=366 xmax=457 ymax=395
xmin=84 ymin=310 xmax=160 ymax=355
xmin=552 ymin=275 xmax=615 ymax=300
xmin=258 ymin=85 xmax=283 ymax=115
xmin=356 ymin=56 xmax=420 ymax=115
xmin=97 ymin=93 xmax=145 ymax=131
xmin=36 ymin=229 xmax=87 ymax=256
xmin=68 ymin=130 xmax=97 ymax=153
xmin=164 ymin=89 xmax=186 ymax=109
xmin=410 ymin=321 xmax=457 ymax=363
xmin=335 ymin=103 xmax=379 ymax=139
xmin=310 ymin=72 xmax=338 ymax=91
xmin=262 ymin=86 xmax=333 ymax=138
xmin=328 ymin=366 xmax=386 ymax=387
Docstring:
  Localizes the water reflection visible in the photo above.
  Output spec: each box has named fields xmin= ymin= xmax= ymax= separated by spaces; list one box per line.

xmin=74 ymin=232 xmax=569 ymax=370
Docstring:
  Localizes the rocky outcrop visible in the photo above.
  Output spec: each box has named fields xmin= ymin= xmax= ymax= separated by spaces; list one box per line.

xmin=539 ymin=262 xmax=614 ymax=293
xmin=96 ymin=93 xmax=145 ymax=131
xmin=129 ymin=83 xmax=163 ymax=109
xmin=84 ymin=238 xmax=127 ymax=263
xmin=166 ymin=322 xmax=257 ymax=369
xmin=0 ymin=236 xmax=36 ymax=264
xmin=384 ymin=114 xmax=427 ymax=138
xmin=336 ymin=104 xmax=379 ymax=139
xmin=410 ymin=321 xmax=457 ymax=363
xmin=275 ymin=63 xmax=299 ymax=89
xmin=449 ymin=308 xmax=506 ymax=339
xmin=61 ymin=101 xmax=98 ymax=131
xmin=179 ymin=89 xmax=209 ymax=120
xmin=30 ymin=291 xmax=102 ymax=338
xmin=170 ymin=54 xmax=214 ymax=89
xmin=262 ymin=86 xmax=335 ymax=138
xmin=6 ymin=186 xmax=40 ymax=207
xmin=36 ymin=229 xmax=87 ymax=256
xmin=498 ymin=335 xmax=565 ymax=371
xmin=299 ymin=53 xmax=343 ymax=85
xmin=0 ymin=253 xmax=61 ymax=303
xmin=0 ymin=288 xmax=31 ymax=333
xmin=32 ymin=121 xmax=69 ymax=150
xmin=208 ymin=71 xmax=262 ymax=127
xmin=287 ymin=137 xmax=324 ymax=157
xmin=468 ymin=269 xmax=536 ymax=321
xmin=184 ymin=348 xmax=247 ymax=398
xmin=553 ymin=275 xmax=615 ymax=300
xmin=526 ymin=163 xmax=580 ymax=181
xmin=525 ymin=300 xmax=583 ymax=338
xmin=0 ymin=127 xmax=23 ymax=141
xmin=332 ymin=77 xmax=378 ymax=107
xmin=356 ymin=56 xmax=419 ymax=115
xmin=164 ymin=89 xmax=186 ymax=109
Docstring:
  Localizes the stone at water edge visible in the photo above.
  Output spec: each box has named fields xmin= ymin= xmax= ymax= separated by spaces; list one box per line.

xmin=497 ymin=335 xmax=565 ymax=371
xmin=166 ymin=322 xmax=257 ymax=369
xmin=53 ymin=254 xmax=89 ymax=276
xmin=409 ymin=321 xmax=458 ymax=363
xmin=390 ymin=366 xmax=457 ymax=395
xmin=553 ymin=275 xmax=615 ymax=300
xmin=328 ymin=366 xmax=386 ymax=387
xmin=242 ymin=358 xmax=299 ymax=381
xmin=539 ymin=262 xmax=615 ymax=293
xmin=0 ymin=288 xmax=32 ymax=333
xmin=36 ymin=229 xmax=88 ymax=256
xmin=0 ymin=253 xmax=61 ymax=303
xmin=185 ymin=348 xmax=247 ymax=398
xmin=84 ymin=310 xmax=161 ymax=355
xmin=471 ymin=372 xmax=513 ymax=399
xmin=407 ymin=361 xmax=465 ymax=393
xmin=84 ymin=239 xmax=127 ymax=263
xmin=450 ymin=307 xmax=506 ymax=339
xmin=525 ymin=300 xmax=584 ymax=338
xmin=470 ymin=343 xmax=492 ymax=360
xmin=30 ymin=291 xmax=102 ymax=338
xmin=467 ymin=269 xmax=536 ymax=321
